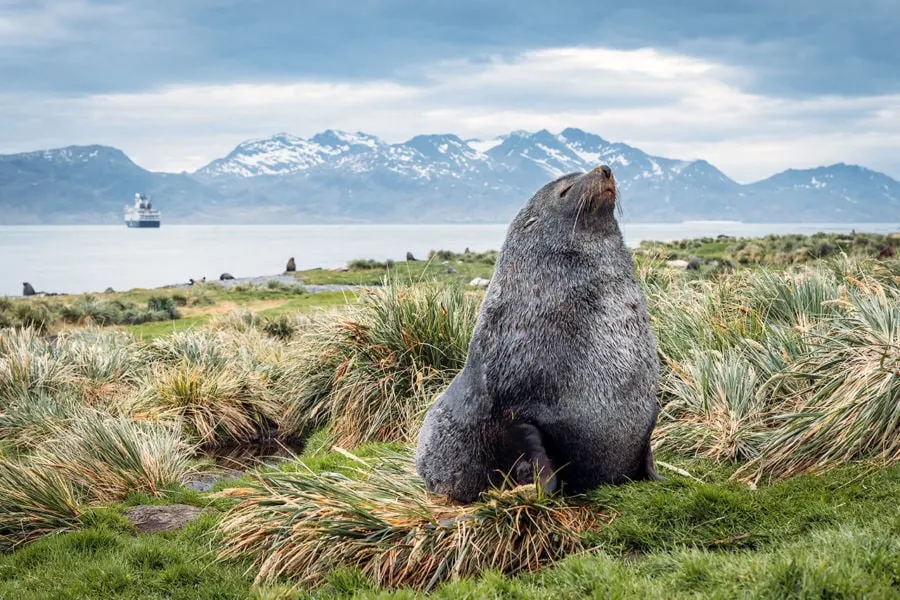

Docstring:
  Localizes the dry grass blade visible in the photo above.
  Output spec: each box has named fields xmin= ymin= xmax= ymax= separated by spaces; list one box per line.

xmin=215 ymin=450 xmax=606 ymax=592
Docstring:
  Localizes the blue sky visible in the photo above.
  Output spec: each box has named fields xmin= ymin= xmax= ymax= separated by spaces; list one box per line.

xmin=1 ymin=0 xmax=898 ymax=181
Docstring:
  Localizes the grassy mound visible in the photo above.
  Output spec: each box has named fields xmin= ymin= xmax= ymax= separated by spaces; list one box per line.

xmin=216 ymin=449 xmax=605 ymax=592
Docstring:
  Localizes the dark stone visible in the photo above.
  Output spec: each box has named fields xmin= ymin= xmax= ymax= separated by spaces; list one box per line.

xmin=406 ymin=252 xmax=417 ymax=261
xmin=687 ymin=256 xmax=701 ymax=271
xmin=124 ymin=504 xmax=214 ymax=534
xmin=447 ymin=266 xmax=457 ymax=274
xmin=286 ymin=257 xmax=296 ymax=272
xmin=22 ymin=282 xmax=35 ymax=296
xmin=104 ymin=287 xmax=115 ymax=293
xmin=219 ymin=273 xmax=235 ymax=281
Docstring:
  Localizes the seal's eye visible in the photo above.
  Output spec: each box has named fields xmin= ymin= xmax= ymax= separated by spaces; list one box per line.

xmin=559 ymin=183 xmax=574 ymax=199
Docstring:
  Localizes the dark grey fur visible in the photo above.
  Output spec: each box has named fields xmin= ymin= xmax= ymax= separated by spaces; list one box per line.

xmin=415 ymin=167 xmax=661 ymax=503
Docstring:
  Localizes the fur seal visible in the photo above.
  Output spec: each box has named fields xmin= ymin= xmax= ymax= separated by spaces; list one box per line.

xmin=415 ymin=165 xmax=661 ymax=503
xmin=22 ymin=282 xmax=36 ymax=296
xmin=286 ymin=257 xmax=296 ymax=272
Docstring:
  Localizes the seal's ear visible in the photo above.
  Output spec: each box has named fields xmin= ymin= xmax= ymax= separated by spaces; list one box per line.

xmin=523 ymin=216 xmax=538 ymax=231
xmin=558 ymin=182 xmax=574 ymax=198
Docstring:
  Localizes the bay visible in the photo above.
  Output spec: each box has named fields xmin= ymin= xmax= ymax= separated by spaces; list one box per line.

xmin=1 ymin=222 xmax=898 ymax=297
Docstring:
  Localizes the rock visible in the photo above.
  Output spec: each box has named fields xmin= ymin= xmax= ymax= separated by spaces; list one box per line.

xmin=666 ymin=260 xmax=689 ymax=269
xmin=286 ymin=257 xmax=296 ymax=272
xmin=22 ymin=282 xmax=35 ymax=296
xmin=104 ymin=287 xmax=115 ymax=293
xmin=406 ymin=252 xmax=417 ymax=261
xmin=469 ymin=277 xmax=490 ymax=287
xmin=123 ymin=504 xmax=214 ymax=534
xmin=687 ymin=256 xmax=701 ymax=271
xmin=219 ymin=273 xmax=235 ymax=281
xmin=447 ymin=267 xmax=457 ymax=274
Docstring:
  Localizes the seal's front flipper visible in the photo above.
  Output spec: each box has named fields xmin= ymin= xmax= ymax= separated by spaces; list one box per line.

xmin=641 ymin=440 xmax=663 ymax=482
xmin=506 ymin=422 xmax=558 ymax=493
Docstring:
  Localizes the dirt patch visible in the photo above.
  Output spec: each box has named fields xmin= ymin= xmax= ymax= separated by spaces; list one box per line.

xmin=179 ymin=299 xmax=288 ymax=318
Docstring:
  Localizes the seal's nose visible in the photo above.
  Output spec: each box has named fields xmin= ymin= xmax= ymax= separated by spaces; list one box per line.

xmin=598 ymin=165 xmax=612 ymax=178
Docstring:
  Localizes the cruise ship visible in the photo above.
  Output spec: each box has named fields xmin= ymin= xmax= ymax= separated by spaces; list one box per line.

xmin=124 ymin=193 xmax=161 ymax=228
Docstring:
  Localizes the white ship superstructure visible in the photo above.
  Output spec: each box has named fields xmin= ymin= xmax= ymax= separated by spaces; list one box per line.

xmin=124 ymin=193 xmax=161 ymax=228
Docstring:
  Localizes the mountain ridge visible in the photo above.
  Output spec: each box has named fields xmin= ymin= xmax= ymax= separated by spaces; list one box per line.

xmin=1 ymin=128 xmax=898 ymax=224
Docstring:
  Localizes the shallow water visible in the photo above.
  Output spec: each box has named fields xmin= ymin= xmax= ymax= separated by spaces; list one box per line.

xmin=2 ymin=222 xmax=898 ymax=297
xmin=198 ymin=438 xmax=307 ymax=472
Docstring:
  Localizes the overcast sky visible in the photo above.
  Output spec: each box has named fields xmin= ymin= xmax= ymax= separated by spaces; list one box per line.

xmin=1 ymin=0 xmax=899 ymax=182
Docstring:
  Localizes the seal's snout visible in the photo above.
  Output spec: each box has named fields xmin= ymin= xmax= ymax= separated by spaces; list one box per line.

xmin=585 ymin=164 xmax=617 ymax=208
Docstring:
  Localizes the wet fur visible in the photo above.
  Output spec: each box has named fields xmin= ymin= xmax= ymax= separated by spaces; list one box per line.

xmin=415 ymin=168 xmax=661 ymax=503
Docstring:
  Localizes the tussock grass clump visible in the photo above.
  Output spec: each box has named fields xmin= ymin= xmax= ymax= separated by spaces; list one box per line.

xmin=122 ymin=329 xmax=286 ymax=444
xmin=36 ymin=411 xmax=194 ymax=502
xmin=282 ymin=281 xmax=480 ymax=447
xmin=737 ymin=290 xmax=900 ymax=483
xmin=129 ymin=361 xmax=277 ymax=445
xmin=645 ymin=255 xmax=900 ymax=481
xmin=0 ymin=327 xmax=73 ymax=403
xmin=657 ymin=349 xmax=769 ymax=463
xmin=0 ymin=460 xmax=82 ymax=551
xmin=55 ymin=329 xmax=146 ymax=404
xmin=142 ymin=329 xmax=230 ymax=367
xmin=0 ymin=391 xmax=87 ymax=453
xmin=216 ymin=450 xmax=604 ymax=592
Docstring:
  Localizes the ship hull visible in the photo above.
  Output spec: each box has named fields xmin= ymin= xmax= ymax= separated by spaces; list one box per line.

xmin=125 ymin=220 xmax=160 ymax=228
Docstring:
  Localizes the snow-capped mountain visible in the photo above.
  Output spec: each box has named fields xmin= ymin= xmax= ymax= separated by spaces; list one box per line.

xmin=1 ymin=129 xmax=898 ymax=224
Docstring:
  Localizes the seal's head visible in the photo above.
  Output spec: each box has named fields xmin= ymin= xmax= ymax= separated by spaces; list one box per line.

xmin=515 ymin=165 xmax=620 ymax=237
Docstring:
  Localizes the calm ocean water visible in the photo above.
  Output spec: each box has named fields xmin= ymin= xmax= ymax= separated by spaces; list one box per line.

xmin=1 ymin=222 xmax=898 ymax=297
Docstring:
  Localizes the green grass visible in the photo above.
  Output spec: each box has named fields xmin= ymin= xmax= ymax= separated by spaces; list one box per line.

xmin=256 ymin=291 xmax=361 ymax=317
xmin=125 ymin=291 xmax=357 ymax=339
xmin=638 ymin=231 xmax=899 ymax=266
xmin=124 ymin=314 xmax=213 ymax=340
xmin=290 ymin=259 xmax=493 ymax=287
xmin=0 ymin=447 xmax=896 ymax=599
xmin=0 ymin=508 xmax=257 ymax=600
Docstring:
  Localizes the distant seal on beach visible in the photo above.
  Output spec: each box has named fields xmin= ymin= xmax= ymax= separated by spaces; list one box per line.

xmin=285 ymin=257 xmax=296 ymax=272
xmin=415 ymin=165 xmax=661 ymax=503
xmin=22 ymin=282 xmax=35 ymax=296
xmin=219 ymin=273 xmax=235 ymax=281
